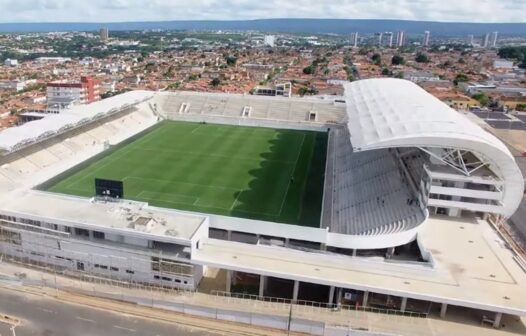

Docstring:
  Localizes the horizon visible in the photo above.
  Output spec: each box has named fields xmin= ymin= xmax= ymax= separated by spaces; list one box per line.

xmin=0 ymin=0 xmax=525 ymax=24
xmin=0 ymin=18 xmax=525 ymax=25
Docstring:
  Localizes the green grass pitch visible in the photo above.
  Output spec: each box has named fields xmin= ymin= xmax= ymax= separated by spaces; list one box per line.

xmin=44 ymin=121 xmax=328 ymax=227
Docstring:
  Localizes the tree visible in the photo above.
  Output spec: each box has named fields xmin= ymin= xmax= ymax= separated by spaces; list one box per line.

xmin=391 ymin=55 xmax=405 ymax=65
xmin=454 ymin=73 xmax=469 ymax=86
xmin=303 ymin=65 xmax=315 ymax=75
xmin=381 ymin=68 xmax=392 ymax=76
xmin=472 ymin=93 xmax=490 ymax=107
xmin=226 ymin=55 xmax=237 ymax=66
xmin=210 ymin=78 xmax=221 ymax=87
xmin=371 ymin=53 xmax=381 ymax=66
xmin=415 ymin=53 xmax=429 ymax=63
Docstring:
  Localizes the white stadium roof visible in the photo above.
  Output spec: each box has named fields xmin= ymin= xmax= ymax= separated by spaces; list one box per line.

xmin=344 ymin=78 xmax=524 ymax=217
xmin=0 ymin=90 xmax=154 ymax=152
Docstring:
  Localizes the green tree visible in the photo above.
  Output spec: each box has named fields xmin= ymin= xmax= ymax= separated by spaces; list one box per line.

xmin=472 ymin=93 xmax=490 ymax=107
xmin=381 ymin=68 xmax=392 ymax=76
xmin=210 ymin=78 xmax=221 ymax=87
xmin=303 ymin=65 xmax=315 ymax=75
xmin=226 ymin=55 xmax=237 ymax=66
xmin=454 ymin=73 xmax=469 ymax=86
xmin=391 ymin=55 xmax=405 ymax=65
xmin=371 ymin=53 xmax=382 ymax=66
xmin=415 ymin=53 xmax=429 ymax=63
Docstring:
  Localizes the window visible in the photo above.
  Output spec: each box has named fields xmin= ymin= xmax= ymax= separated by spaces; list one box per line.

xmin=93 ymin=231 xmax=105 ymax=240
xmin=74 ymin=228 xmax=89 ymax=237
xmin=110 ymin=267 xmax=119 ymax=272
xmin=161 ymin=277 xmax=172 ymax=282
xmin=126 ymin=270 xmax=135 ymax=274
xmin=154 ymin=275 xmax=160 ymax=280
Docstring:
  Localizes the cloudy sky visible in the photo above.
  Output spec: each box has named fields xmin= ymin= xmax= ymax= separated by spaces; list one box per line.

xmin=0 ymin=0 xmax=525 ymax=23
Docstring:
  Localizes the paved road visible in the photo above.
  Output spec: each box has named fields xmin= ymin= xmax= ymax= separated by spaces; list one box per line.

xmin=0 ymin=287 xmax=216 ymax=336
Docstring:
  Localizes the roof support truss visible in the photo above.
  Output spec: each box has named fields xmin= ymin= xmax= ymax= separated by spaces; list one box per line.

xmin=418 ymin=147 xmax=490 ymax=177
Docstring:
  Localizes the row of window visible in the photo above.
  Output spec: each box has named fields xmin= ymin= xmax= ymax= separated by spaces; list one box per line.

xmin=153 ymin=275 xmax=188 ymax=285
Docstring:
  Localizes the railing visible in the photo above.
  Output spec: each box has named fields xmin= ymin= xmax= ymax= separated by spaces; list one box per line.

xmin=211 ymin=290 xmax=428 ymax=319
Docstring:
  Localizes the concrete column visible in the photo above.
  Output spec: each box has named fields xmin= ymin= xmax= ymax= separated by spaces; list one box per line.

xmin=440 ymin=303 xmax=448 ymax=319
xmin=386 ymin=247 xmax=395 ymax=259
xmin=400 ymin=297 xmax=407 ymax=312
xmin=328 ymin=286 xmax=335 ymax=305
xmin=256 ymin=234 xmax=260 ymax=244
xmin=259 ymin=275 xmax=266 ymax=297
xmin=285 ymin=238 xmax=290 ymax=246
xmin=225 ymin=270 xmax=232 ymax=293
xmin=320 ymin=243 xmax=327 ymax=251
xmin=362 ymin=291 xmax=369 ymax=307
xmin=493 ymin=312 xmax=502 ymax=328
xmin=352 ymin=249 xmax=357 ymax=257
xmin=292 ymin=280 xmax=300 ymax=303
xmin=226 ymin=230 xmax=232 ymax=241
xmin=336 ymin=288 xmax=342 ymax=306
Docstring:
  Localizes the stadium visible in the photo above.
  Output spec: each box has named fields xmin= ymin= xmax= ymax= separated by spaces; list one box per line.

xmin=0 ymin=78 xmax=525 ymax=330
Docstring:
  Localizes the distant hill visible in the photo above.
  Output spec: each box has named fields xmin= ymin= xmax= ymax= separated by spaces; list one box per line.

xmin=0 ymin=19 xmax=525 ymax=36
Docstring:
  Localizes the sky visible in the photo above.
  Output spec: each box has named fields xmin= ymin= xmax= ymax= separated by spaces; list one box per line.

xmin=0 ymin=0 xmax=525 ymax=23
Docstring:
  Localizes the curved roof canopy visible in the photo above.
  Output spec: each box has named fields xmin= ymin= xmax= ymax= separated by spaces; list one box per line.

xmin=0 ymin=90 xmax=153 ymax=152
xmin=344 ymin=78 xmax=524 ymax=217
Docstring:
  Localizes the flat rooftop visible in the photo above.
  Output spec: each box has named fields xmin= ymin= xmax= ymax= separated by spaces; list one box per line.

xmin=0 ymin=191 xmax=206 ymax=242
xmin=193 ymin=216 xmax=526 ymax=315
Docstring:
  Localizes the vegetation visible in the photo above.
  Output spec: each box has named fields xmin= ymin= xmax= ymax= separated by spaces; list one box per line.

xmin=472 ymin=93 xmax=490 ymax=107
xmin=415 ymin=53 xmax=429 ymax=63
xmin=45 ymin=121 xmax=327 ymax=226
xmin=454 ymin=73 xmax=469 ymax=86
xmin=371 ymin=53 xmax=382 ymax=66
xmin=516 ymin=104 xmax=526 ymax=111
xmin=210 ymin=78 xmax=221 ymax=87
xmin=226 ymin=55 xmax=237 ymax=66
xmin=498 ymin=46 xmax=526 ymax=68
xmin=391 ymin=55 xmax=405 ymax=65
xmin=303 ymin=65 xmax=315 ymax=75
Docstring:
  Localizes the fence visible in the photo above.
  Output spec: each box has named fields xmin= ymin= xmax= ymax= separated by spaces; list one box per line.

xmin=212 ymin=291 xmax=428 ymax=319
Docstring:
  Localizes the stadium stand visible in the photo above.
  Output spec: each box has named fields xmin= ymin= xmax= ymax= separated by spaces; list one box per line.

xmin=156 ymin=91 xmax=347 ymax=125
xmin=0 ymin=97 xmax=158 ymax=190
xmin=328 ymin=128 xmax=425 ymax=236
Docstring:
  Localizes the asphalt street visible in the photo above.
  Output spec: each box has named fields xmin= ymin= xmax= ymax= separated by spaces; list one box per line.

xmin=0 ymin=287 xmax=217 ymax=336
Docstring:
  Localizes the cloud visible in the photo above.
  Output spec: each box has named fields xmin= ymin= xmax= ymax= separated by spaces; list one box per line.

xmin=0 ymin=0 xmax=524 ymax=23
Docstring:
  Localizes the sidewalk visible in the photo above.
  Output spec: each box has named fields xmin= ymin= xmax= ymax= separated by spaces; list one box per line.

xmin=1 ymin=260 xmax=525 ymax=336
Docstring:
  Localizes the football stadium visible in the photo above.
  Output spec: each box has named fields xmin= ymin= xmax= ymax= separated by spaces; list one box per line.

xmin=43 ymin=121 xmax=327 ymax=226
xmin=0 ymin=78 xmax=525 ymax=332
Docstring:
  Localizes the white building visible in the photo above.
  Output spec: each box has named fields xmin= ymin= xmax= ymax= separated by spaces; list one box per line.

xmin=483 ymin=33 xmax=490 ymax=48
xmin=4 ymin=59 xmax=18 ymax=67
xmin=264 ymin=35 xmax=275 ymax=47
xmin=350 ymin=32 xmax=359 ymax=48
xmin=0 ymin=84 xmax=525 ymax=329
xmin=490 ymin=31 xmax=499 ymax=48
xmin=493 ymin=59 xmax=514 ymax=69
xmin=423 ymin=31 xmax=430 ymax=47
xmin=396 ymin=31 xmax=405 ymax=47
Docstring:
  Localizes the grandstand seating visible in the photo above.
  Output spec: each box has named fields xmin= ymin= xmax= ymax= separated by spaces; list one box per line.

xmin=327 ymin=128 xmax=425 ymax=236
xmin=156 ymin=92 xmax=347 ymax=125
xmin=0 ymin=104 xmax=158 ymax=189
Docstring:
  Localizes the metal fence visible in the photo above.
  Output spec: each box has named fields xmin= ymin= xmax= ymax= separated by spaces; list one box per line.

xmin=211 ymin=290 xmax=428 ymax=319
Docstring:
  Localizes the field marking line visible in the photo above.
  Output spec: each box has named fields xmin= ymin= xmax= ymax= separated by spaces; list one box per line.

xmin=75 ymin=316 xmax=96 ymax=323
xmin=37 ymin=307 xmax=55 ymax=313
xmin=190 ymin=124 xmax=204 ymax=134
xmin=277 ymin=133 xmax=306 ymax=217
xmin=229 ymin=190 xmax=244 ymax=210
xmin=135 ymin=190 xmax=198 ymax=204
xmin=113 ymin=325 xmax=136 ymax=332
xmin=123 ymin=176 xmax=240 ymax=191
xmin=133 ymin=146 xmax=294 ymax=165
xmin=63 ymin=147 xmax=132 ymax=190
